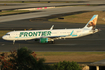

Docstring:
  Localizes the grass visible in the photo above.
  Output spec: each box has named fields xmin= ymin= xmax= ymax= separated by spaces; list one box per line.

xmin=36 ymin=52 xmax=105 ymax=62
xmin=0 ymin=10 xmax=30 ymax=16
xmin=0 ymin=11 xmax=105 ymax=63
xmin=49 ymin=11 xmax=105 ymax=24
xmin=35 ymin=52 xmax=105 ymax=56
xmin=0 ymin=30 xmax=10 ymax=37
xmin=1 ymin=52 xmax=105 ymax=63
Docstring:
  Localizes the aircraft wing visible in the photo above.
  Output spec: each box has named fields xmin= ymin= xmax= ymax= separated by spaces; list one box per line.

xmin=39 ymin=35 xmax=70 ymax=40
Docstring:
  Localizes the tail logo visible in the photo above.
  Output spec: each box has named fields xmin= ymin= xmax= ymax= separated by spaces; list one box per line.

xmin=87 ymin=15 xmax=98 ymax=30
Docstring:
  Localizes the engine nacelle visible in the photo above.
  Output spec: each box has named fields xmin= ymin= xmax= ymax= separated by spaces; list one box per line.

xmin=40 ymin=38 xmax=48 ymax=43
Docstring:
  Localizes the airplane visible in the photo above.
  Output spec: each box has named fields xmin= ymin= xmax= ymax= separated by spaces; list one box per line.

xmin=2 ymin=15 xmax=99 ymax=44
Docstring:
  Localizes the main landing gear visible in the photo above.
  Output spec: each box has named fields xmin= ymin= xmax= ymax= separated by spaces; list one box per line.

xmin=48 ymin=41 xmax=55 ymax=44
xmin=13 ymin=40 xmax=15 ymax=44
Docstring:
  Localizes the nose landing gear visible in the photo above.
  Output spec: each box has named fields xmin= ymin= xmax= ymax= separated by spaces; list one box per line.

xmin=13 ymin=40 xmax=15 ymax=44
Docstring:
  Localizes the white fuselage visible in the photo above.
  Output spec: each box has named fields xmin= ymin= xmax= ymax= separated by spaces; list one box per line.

xmin=2 ymin=28 xmax=97 ymax=41
xmin=2 ymin=15 xmax=99 ymax=44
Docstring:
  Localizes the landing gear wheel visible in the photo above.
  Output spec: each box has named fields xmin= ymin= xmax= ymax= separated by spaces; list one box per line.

xmin=51 ymin=41 xmax=54 ymax=44
xmin=48 ymin=41 xmax=55 ymax=44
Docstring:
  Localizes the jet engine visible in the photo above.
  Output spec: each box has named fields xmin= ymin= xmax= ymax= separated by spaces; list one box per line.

xmin=40 ymin=38 xmax=48 ymax=43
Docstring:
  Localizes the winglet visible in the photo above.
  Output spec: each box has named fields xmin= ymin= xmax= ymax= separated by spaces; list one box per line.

xmin=50 ymin=25 xmax=54 ymax=30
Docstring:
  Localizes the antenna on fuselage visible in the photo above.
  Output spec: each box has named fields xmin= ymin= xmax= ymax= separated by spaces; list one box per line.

xmin=50 ymin=25 xmax=54 ymax=30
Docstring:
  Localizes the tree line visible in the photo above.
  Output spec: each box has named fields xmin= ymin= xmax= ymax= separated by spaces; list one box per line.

xmin=0 ymin=47 xmax=81 ymax=70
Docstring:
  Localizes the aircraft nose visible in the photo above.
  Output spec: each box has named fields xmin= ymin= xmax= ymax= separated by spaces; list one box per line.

xmin=2 ymin=35 xmax=7 ymax=40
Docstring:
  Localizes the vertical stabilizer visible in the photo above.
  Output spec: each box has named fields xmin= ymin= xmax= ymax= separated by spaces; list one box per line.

xmin=84 ymin=15 xmax=98 ymax=30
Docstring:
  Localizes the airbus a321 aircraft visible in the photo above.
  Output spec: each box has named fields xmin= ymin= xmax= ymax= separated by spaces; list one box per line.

xmin=2 ymin=15 xmax=99 ymax=44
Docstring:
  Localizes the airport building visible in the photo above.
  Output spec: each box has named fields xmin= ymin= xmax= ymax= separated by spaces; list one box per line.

xmin=82 ymin=59 xmax=105 ymax=70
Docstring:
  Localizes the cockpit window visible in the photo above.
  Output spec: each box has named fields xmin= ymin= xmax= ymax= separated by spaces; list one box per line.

xmin=5 ymin=34 xmax=10 ymax=35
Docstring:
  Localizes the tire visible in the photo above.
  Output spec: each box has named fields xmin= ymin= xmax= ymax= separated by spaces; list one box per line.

xmin=48 ymin=41 xmax=54 ymax=44
xmin=51 ymin=41 xmax=54 ymax=44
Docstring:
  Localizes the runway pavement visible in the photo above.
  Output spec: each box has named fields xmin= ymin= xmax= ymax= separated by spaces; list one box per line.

xmin=0 ymin=20 xmax=105 ymax=52
xmin=0 ymin=0 xmax=105 ymax=10
xmin=0 ymin=2 xmax=105 ymax=51
xmin=0 ymin=1 xmax=105 ymax=22
xmin=0 ymin=5 xmax=105 ymax=22
xmin=0 ymin=20 xmax=86 ymax=30
xmin=0 ymin=35 xmax=105 ymax=52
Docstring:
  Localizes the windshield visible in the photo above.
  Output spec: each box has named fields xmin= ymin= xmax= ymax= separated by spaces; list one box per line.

xmin=5 ymin=34 xmax=10 ymax=35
